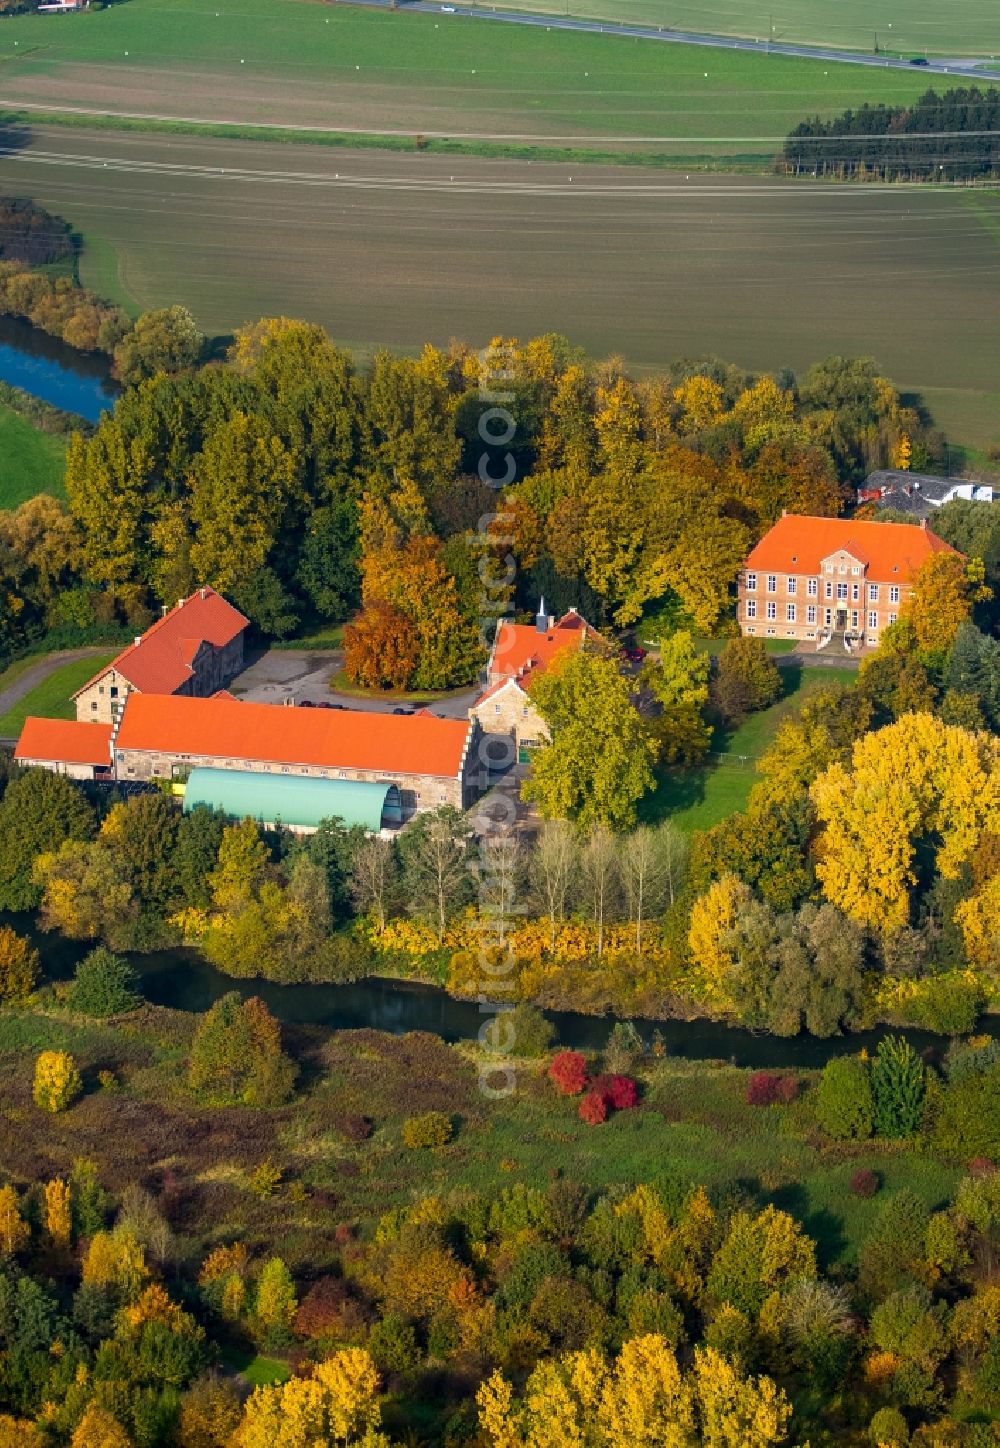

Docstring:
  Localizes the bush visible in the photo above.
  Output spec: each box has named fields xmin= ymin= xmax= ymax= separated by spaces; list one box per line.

xmin=0 ymin=925 xmax=40 ymax=1002
xmin=33 ymin=1051 xmax=82 ymax=1113
xmin=579 ymin=1090 xmax=608 ymax=1125
xmin=869 ymin=1407 xmax=910 ymax=1446
xmin=814 ymin=1055 xmax=874 ymax=1140
xmin=401 ymin=1111 xmax=453 ymax=1150
xmin=337 ymin=1113 xmax=373 ymax=1144
xmin=507 ymin=1002 xmax=555 ymax=1058
xmin=604 ymin=1021 xmax=643 ymax=1074
xmin=746 ymin=1072 xmax=782 ymax=1106
xmin=932 ymin=1063 xmax=1000 ymax=1160
xmin=549 ymin=1050 xmax=588 ymax=1096
xmin=850 ymin=1168 xmax=881 ymax=1199
xmin=67 ymin=946 xmax=140 ymax=1017
xmin=589 ymin=1073 xmax=639 ymax=1111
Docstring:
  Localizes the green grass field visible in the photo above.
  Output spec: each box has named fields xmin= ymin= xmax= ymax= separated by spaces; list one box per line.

xmin=0 ymin=652 xmax=113 ymax=738
xmin=463 ymin=0 xmax=1000 ymax=58
xmin=0 ymin=0 xmax=959 ymax=154
xmin=641 ymin=662 xmax=857 ymax=832
xmin=0 ymin=404 xmax=67 ymax=508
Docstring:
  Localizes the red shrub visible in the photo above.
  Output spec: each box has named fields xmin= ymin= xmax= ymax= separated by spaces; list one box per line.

xmin=549 ymin=1050 xmax=588 ymax=1096
xmin=775 ymin=1076 xmax=800 ymax=1104
xmin=578 ymin=1090 xmax=608 ymax=1125
xmin=334 ymin=1222 xmax=354 ymax=1246
xmin=602 ymin=1077 xmax=642 ymax=1106
xmin=746 ymin=1073 xmax=782 ymax=1106
xmin=969 ymin=1157 xmax=996 ymax=1178
xmin=337 ymin=1113 xmax=373 ymax=1144
xmin=849 ymin=1168 xmax=880 ymax=1199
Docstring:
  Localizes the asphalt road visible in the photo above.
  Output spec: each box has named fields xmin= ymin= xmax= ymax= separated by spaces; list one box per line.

xmin=384 ymin=0 xmax=1000 ymax=83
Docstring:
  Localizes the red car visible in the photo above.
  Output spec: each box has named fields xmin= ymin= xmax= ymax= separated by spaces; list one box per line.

xmin=621 ymin=644 xmax=647 ymax=664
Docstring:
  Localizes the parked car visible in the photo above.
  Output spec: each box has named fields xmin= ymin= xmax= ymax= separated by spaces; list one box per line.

xmin=300 ymin=699 xmax=315 ymax=707
xmin=910 ymin=56 xmax=929 ymax=65
xmin=621 ymin=644 xmax=647 ymax=664
xmin=393 ymin=705 xmax=414 ymax=715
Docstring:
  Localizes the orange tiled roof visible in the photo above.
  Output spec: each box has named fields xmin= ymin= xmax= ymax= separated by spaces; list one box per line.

xmin=490 ymin=610 xmax=599 ymax=689
xmin=114 ymin=694 xmax=473 ymax=779
xmin=745 ymin=515 xmax=958 ymax=580
xmin=73 ymin=588 xmax=247 ymax=699
xmin=15 ymin=718 xmax=113 ymax=767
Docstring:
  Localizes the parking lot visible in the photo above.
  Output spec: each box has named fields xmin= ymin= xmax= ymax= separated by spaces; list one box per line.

xmin=228 ymin=648 xmax=481 ymax=720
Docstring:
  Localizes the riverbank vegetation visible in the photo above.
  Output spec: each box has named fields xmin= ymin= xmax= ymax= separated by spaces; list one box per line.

xmin=0 ymin=980 xmax=997 ymax=1444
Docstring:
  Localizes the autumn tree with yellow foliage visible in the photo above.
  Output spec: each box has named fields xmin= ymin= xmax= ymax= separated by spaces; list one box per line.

xmin=232 ymin=1348 xmax=390 ymax=1448
xmin=811 ymin=713 xmax=999 ymax=933
xmin=477 ymin=1335 xmax=791 ymax=1448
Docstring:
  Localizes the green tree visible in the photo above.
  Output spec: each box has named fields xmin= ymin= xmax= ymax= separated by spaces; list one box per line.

xmin=871 ymin=1035 xmax=926 ymax=1139
xmin=706 ymin=1206 xmax=817 ymax=1318
xmin=0 ymin=769 xmax=95 ymax=912
xmin=296 ymin=500 xmax=360 ymax=623
xmin=172 ymin=807 xmax=226 ymax=910
xmin=99 ymin=794 xmax=179 ymax=916
xmin=65 ymin=417 xmax=153 ymax=587
xmin=208 ymin=820 xmax=268 ymax=912
xmin=711 ymin=637 xmax=781 ymax=722
xmin=113 ymin=305 xmax=205 ymax=387
xmin=188 ymin=993 xmax=296 ymax=1107
xmin=813 ymin=1055 xmax=874 ymax=1140
xmin=68 ymin=947 xmax=140 ymax=1018
xmin=524 ymin=651 xmax=656 ymax=830
xmin=644 ymin=630 xmax=711 ymax=765
xmin=188 ymin=412 xmax=297 ymax=591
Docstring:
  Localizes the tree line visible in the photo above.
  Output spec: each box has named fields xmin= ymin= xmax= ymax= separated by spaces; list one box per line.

xmin=0 ymin=310 xmax=946 ymax=678
xmin=779 ymin=86 xmax=1000 ymax=181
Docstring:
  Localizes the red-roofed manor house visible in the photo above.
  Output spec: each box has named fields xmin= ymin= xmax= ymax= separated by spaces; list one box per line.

xmin=470 ymin=602 xmax=602 ymax=758
xmin=73 ymin=587 xmax=249 ymax=724
xmin=738 ymin=514 xmax=958 ymax=652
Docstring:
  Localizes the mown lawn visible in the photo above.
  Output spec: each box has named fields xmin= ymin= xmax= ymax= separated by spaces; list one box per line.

xmin=0 ymin=652 xmax=114 ymax=737
xmin=0 ymin=403 xmax=67 ymax=508
xmin=640 ymin=662 xmax=857 ymax=832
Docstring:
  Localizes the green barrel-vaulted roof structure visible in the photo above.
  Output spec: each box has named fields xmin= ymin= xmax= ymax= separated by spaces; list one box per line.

xmin=183 ymin=768 xmax=401 ymax=832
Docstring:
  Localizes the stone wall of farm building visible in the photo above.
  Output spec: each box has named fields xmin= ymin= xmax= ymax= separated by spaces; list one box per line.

xmin=114 ymin=748 xmax=468 ymax=815
xmin=19 ymin=756 xmax=102 ymax=782
xmin=76 ymin=668 xmax=135 ymax=725
xmin=75 ymin=635 xmax=245 ymax=724
xmin=471 ymin=684 xmax=549 ymax=751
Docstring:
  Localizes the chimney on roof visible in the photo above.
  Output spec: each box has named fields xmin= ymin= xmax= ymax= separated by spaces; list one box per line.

xmin=133 ymin=636 xmax=142 ymax=648
xmin=177 ymin=598 xmax=185 ymax=610
xmin=161 ymin=605 xmax=168 ymax=617
xmin=200 ymin=587 xmax=207 ymax=600
xmin=920 ymin=518 xmax=928 ymax=530
xmin=536 ymin=596 xmax=548 ymax=634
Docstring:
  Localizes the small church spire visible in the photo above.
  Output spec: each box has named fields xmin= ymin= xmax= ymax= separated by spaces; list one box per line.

xmin=536 ymin=596 xmax=548 ymax=633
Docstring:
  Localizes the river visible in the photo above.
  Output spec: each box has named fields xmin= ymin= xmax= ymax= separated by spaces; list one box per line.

xmin=0 ymin=314 xmax=118 ymax=423
xmin=13 ymin=917 xmax=952 ymax=1070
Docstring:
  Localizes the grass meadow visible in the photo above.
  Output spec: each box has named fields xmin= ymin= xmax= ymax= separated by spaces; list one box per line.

xmin=0 ymin=403 xmax=67 ymax=508
xmin=0 ymin=1006 xmax=963 ymax=1276
xmin=460 ymin=0 xmax=1000 ymax=58
xmin=641 ymin=662 xmax=858 ymax=832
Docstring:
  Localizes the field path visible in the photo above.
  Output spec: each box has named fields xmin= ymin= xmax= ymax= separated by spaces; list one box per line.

xmin=0 ymin=647 xmax=107 ymax=735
